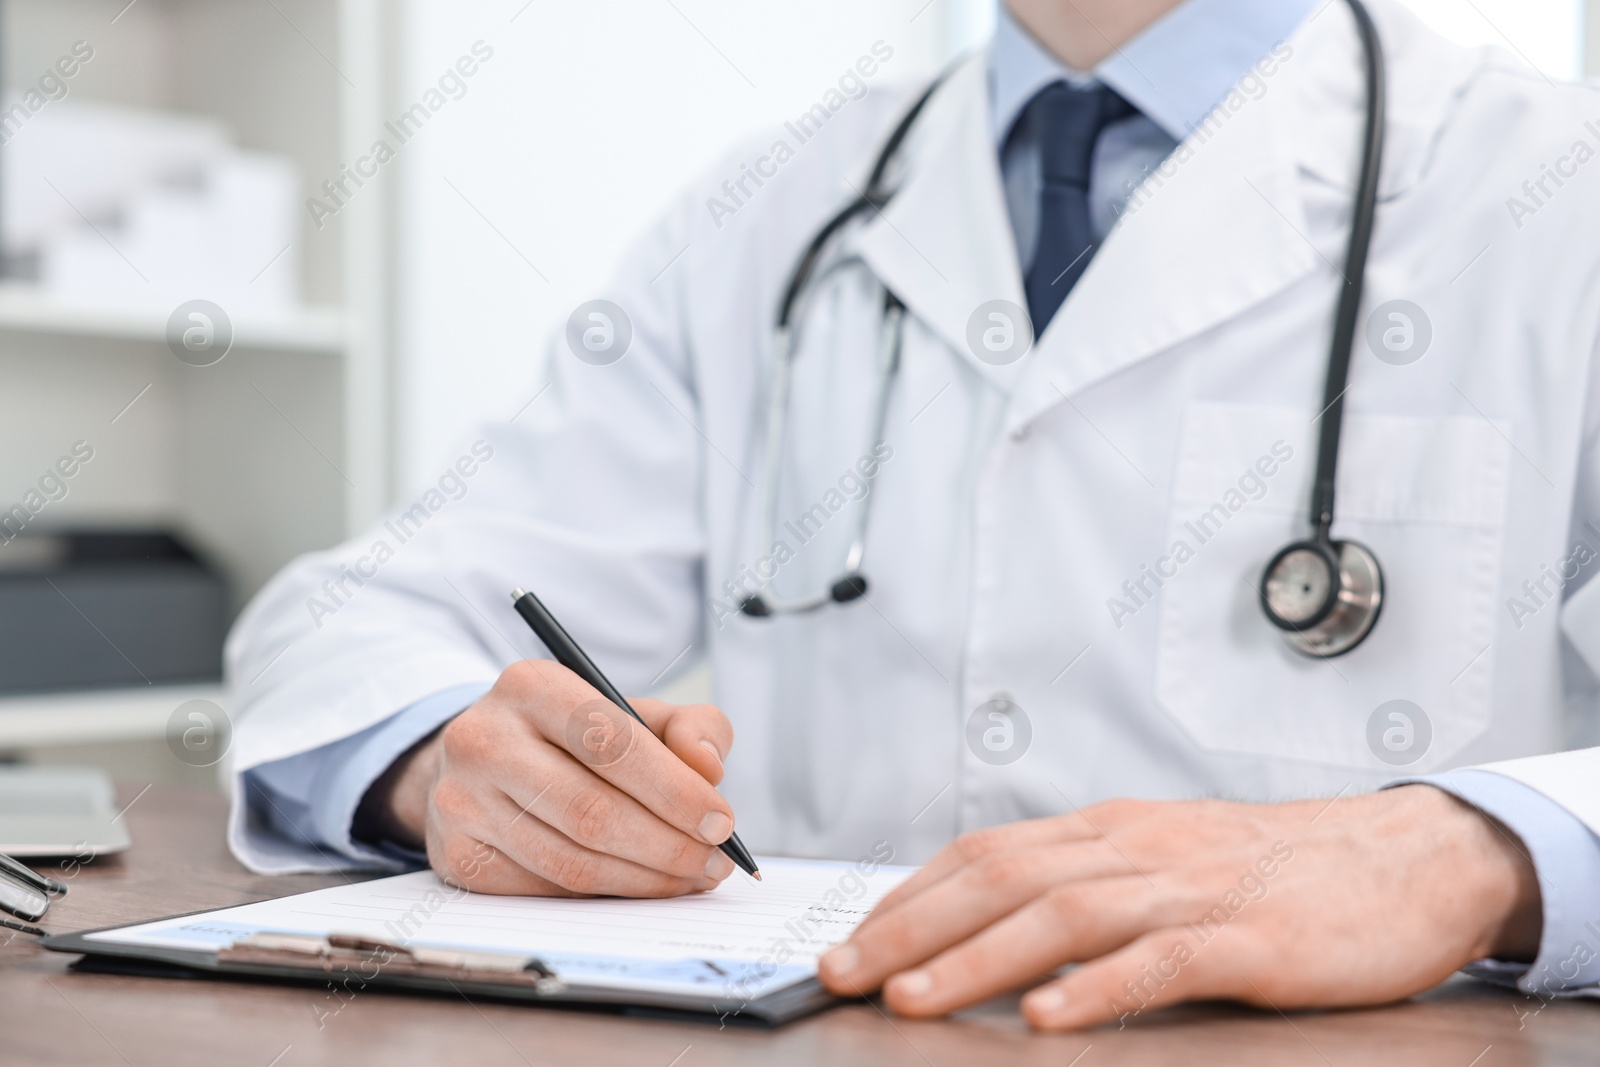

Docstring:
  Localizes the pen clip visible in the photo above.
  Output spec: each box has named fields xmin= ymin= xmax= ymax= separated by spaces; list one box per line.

xmin=0 ymin=916 xmax=47 ymax=938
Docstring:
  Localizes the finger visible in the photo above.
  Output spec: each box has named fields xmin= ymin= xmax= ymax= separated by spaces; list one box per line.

xmin=424 ymin=774 xmax=572 ymax=895
xmin=500 ymin=741 xmax=734 ymax=883
xmin=631 ymin=699 xmax=733 ymax=786
xmin=872 ymin=814 xmax=1105 ymax=918
xmin=490 ymin=802 xmax=716 ymax=897
xmin=878 ymin=877 xmax=1172 ymax=1018
xmin=1020 ymin=927 xmax=1233 ymax=1031
xmin=571 ymin=706 xmax=737 ymax=846
xmin=512 ymin=663 xmax=736 ymax=846
xmin=440 ymin=674 xmax=733 ymax=881
xmin=430 ymin=833 xmax=572 ymax=896
xmin=820 ymin=840 xmax=1134 ymax=994
xmin=439 ymin=783 xmax=719 ymax=897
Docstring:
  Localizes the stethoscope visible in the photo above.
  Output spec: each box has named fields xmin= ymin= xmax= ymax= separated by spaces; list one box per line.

xmin=741 ymin=0 xmax=1388 ymax=660
xmin=736 ymin=76 xmax=941 ymax=619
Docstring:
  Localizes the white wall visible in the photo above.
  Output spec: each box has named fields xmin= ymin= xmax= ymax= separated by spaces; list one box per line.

xmin=390 ymin=0 xmax=956 ymax=492
xmin=388 ymin=0 xmax=1584 ymax=492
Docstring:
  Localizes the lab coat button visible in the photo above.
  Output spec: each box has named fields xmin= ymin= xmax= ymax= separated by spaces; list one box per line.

xmin=1010 ymin=425 xmax=1031 ymax=442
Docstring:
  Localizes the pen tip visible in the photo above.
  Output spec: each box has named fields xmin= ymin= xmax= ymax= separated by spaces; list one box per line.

xmin=752 ymin=871 xmax=762 ymax=881
xmin=510 ymin=588 xmax=526 ymax=601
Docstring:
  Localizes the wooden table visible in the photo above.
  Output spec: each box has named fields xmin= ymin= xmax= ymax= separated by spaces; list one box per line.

xmin=4 ymin=783 xmax=1597 ymax=1066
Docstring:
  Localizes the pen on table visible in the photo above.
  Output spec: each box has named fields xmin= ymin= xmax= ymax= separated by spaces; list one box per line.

xmin=509 ymin=587 xmax=761 ymax=881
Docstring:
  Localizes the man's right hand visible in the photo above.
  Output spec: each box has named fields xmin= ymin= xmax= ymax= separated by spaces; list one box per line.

xmin=371 ymin=659 xmax=740 ymax=897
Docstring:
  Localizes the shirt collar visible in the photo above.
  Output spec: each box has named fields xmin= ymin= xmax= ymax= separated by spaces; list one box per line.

xmin=989 ymin=0 xmax=1319 ymax=145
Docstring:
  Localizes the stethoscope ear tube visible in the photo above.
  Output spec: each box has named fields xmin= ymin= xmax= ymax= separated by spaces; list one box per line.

xmin=774 ymin=76 xmax=949 ymax=331
xmin=743 ymin=74 xmax=947 ymax=622
xmin=741 ymin=293 xmax=905 ymax=618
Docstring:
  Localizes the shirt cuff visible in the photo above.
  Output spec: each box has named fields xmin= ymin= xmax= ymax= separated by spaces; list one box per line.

xmin=244 ymin=682 xmax=492 ymax=870
xmin=1396 ymin=768 xmax=1600 ymax=997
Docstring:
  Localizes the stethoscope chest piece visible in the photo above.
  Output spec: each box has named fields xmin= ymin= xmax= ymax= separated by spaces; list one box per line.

xmin=1260 ymin=538 xmax=1384 ymax=658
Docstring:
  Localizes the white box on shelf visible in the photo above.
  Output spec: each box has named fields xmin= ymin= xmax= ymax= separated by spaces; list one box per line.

xmin=2 ymin=101 xmax=229 ymax=251
xmin=0 ymin=683 xmax=227 ymax=749
xmin=8 ymin=100 xmax=302 ymax=315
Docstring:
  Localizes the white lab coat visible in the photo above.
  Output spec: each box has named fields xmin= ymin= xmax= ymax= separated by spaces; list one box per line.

xmin=227 ymin=0 xmax=1600 ymax=873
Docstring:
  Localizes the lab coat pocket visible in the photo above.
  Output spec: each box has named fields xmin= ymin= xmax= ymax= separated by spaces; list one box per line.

xmin=1153 ymin=402 xmax=1511 ymax=771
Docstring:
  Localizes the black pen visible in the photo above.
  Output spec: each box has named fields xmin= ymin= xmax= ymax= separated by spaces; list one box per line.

xmin=509 ymin=587 xmax=761 ymax=881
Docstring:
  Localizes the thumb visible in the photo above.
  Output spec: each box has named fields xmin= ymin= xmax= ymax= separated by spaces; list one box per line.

xmin=629 ymin=698 xmax=733 ymax=786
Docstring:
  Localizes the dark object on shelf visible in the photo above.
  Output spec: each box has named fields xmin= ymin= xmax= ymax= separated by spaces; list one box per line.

xmin=0 ymin=531 xmax=227 ymax=693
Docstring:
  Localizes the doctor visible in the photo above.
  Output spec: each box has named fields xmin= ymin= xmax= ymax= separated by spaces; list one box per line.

xmin=229 ymin=0 xmax=1600 ymax=1031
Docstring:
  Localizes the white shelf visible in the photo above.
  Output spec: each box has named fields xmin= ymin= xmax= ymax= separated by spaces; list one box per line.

xmin=0 ymin=286 xmax=346 ymax=355
xmin=0 ymin=683 xmax=227 ymax=748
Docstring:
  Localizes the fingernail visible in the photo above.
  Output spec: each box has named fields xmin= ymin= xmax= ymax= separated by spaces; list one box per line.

xmin=698 ymin=739 xmax=724 ymax=766
xmin=821 ymin=945 xmax=858 ymax=978
xmin=704 ymin=851 xmax=734 ymax=879
xmin=698 ymin=811 xmax=733 ymax=844
xmin=1026 ymin=987 xmax=1065 ymax=1016
xmin=891 ymin=970 xmax=932 ymax=998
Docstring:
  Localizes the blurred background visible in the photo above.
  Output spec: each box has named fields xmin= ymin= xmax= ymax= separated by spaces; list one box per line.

xmin=0 ymin=0 xmax=1592 ymax=791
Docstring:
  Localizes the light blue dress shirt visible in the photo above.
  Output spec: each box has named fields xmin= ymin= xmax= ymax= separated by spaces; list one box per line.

xmin=248 ymin=0 xmax=1600 ymax=996
xmin=991 ymin=0 xmax=1315 ymax=263
xmin=247 ymin=682 xmax=489 ymax=868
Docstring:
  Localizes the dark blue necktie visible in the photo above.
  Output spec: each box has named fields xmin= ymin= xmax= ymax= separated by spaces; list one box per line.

xmin=1018 ymin=81 xmax=1137 ymax=334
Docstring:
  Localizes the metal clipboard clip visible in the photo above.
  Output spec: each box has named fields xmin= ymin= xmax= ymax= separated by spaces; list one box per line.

xmin=218 ymin=931 xmax=567 ymax=995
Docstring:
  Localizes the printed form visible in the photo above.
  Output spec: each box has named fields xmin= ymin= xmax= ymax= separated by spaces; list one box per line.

xmin=86 ymin=856 xmax=911 ymax=1000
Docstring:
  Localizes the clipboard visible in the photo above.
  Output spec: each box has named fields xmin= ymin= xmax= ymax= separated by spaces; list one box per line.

xmin=40 ymin=857 xmax=909 ymax=1026
xmin=41 ymin=921 xmax=832 ymax=1024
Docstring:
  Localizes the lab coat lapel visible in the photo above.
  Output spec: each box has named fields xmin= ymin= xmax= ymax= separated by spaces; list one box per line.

xmin=852 ymin=53 xmax=1031 ymax=391
xmin=1003 ymin=16 xmax=1330 ymax=435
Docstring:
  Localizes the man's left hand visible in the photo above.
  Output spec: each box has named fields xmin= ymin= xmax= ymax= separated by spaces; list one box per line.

xmin=817 ymin=785 xmax=1541 ymax=1030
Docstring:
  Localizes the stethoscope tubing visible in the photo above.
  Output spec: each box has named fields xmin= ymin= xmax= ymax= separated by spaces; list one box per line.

xmin=750 ymin=259 xmax=904 ymax=615
xmin=1309 ymin=0 xmax=1386 ymax=542
xmin=744 ymin=76 xmax=948 ymax=617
